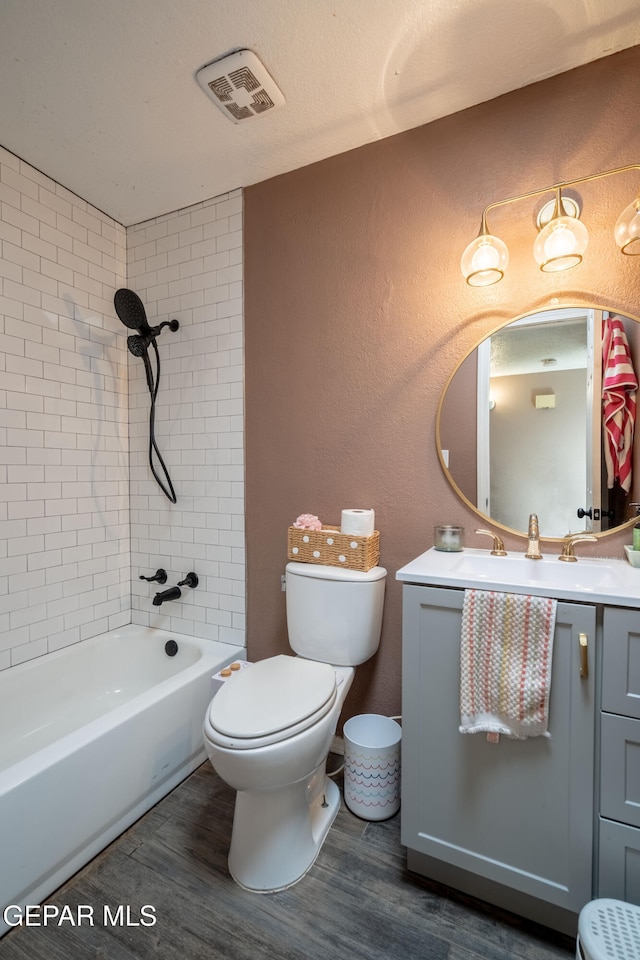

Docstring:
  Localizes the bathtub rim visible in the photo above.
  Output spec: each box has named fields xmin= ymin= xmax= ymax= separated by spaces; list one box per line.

xmin=0 ymin=624 xmax=245 ymax=793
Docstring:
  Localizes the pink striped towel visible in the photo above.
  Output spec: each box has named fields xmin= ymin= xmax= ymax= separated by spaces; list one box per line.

xmin=602 ymin=314 xmax=638 ymax=493
xmin=460 ymin=589 xmax=557 ymax=739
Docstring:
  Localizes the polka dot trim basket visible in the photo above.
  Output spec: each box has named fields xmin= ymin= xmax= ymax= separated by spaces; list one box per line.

xmin=287 ymin=525 xmax=380 ymax=572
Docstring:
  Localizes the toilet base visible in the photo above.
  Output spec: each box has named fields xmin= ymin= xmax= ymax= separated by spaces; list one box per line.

xmin=228 ymin=772 xmax=340 ymax=892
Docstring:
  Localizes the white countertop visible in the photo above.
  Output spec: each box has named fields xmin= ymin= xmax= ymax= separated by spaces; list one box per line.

xmin=396 ymin=546 xmax=640 ymax=607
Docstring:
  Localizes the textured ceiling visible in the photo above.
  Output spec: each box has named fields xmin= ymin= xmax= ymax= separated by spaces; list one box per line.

xmin=2 ymin=0 xmax=639 ymax=226
xmin=491 ymin=316 xmax=588 ymax=377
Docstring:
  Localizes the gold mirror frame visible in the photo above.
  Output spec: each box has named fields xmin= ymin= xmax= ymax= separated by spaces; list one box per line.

xmin=436 ymin=302 xmax=640 ymax=542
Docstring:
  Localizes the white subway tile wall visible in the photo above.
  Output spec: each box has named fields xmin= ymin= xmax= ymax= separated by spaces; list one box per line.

xmin=0 ymin=145 xmax=246 ymax=670
xmin=0 ymin=146 xmax=130 ymax=669
xmin=126 ymin=192 xmax=245 ymax=646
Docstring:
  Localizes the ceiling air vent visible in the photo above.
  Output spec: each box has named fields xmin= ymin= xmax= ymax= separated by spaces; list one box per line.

xmin=196 ymin=49 xmax=285 ymax=124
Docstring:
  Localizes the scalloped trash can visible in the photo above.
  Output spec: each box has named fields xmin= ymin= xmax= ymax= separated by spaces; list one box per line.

xmin=343 ymin=714 xmax=401 ymax=821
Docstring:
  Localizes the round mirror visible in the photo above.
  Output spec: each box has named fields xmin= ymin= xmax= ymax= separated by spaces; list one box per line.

xmin=437 ymin=305 xmax=640 ymax=539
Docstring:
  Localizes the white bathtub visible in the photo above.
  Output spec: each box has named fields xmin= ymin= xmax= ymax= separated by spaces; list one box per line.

xmin=0 ymin=624 xmax=244 ymax=937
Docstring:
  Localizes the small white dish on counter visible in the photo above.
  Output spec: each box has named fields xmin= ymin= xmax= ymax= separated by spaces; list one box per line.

xmin=624 ymin=545 xmax=640 ymax=568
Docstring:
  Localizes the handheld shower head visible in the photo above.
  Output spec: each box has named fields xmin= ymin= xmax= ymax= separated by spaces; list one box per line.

xmin=127 ymin=334 xmax=149 ymax=358
xmin=114 ymin=288 xmax=179 ymax=504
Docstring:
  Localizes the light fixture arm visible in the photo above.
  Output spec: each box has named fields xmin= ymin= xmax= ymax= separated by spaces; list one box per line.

xmin=479 ymin=163 xmax=640 ymax=226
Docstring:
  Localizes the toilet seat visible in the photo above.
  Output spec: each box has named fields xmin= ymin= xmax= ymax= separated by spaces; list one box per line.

xmin=205 ymin=655 xmax=337 ymax=750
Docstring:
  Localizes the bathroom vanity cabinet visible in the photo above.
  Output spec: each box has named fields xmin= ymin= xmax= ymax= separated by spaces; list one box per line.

xmin=397 ymin=546 xmax=640 ymax=934
xmin=400 ymin=584 xmax=596 ymax=935
xmin=598 ymin=607 xmax=640 ymax=902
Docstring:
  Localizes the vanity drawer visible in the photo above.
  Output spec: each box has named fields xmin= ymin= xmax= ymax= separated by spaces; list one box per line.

xmin=601 ymin=713 xmax=640 ymax=828
xmin=601 ymin=607 xmax=640 ymax=720
xmin=598 ymin=817 xmax=640 ymax=905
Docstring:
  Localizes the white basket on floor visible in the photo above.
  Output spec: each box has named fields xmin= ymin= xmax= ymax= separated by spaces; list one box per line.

xmin=577 ymin=899 xmax=640 ymax=960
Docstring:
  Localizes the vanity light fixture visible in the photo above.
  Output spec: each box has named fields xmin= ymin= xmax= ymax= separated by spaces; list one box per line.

xmin=532 ymin=187 xmax=589 ymax=273
xmin=459 ymin=213 xmax=509 ymax=287
xmin=461 ymin=163 xmax=640 ymax=286
xmin=615 ymin=195 xmax=640 ymax=254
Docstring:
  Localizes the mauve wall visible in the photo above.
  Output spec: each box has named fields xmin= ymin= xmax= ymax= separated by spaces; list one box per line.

xmin=245 ymin=48 xmax=640 ymax=722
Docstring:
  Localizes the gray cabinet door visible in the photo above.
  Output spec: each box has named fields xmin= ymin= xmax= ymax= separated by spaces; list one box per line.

xmin=401 ymin=584 xmax=595 ymax=913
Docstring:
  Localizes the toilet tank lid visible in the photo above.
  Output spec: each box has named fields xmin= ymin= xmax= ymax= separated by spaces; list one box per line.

xmin=286 ymin=562 xmax=386 ymax=582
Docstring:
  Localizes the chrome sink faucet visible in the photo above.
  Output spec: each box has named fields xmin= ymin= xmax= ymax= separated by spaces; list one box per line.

xmin=525 ymin=514 xmax=543 ymax=559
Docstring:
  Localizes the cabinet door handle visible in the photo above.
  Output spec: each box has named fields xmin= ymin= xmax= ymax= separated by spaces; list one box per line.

xmin=579 ymin=632 xmax=589 ymax=678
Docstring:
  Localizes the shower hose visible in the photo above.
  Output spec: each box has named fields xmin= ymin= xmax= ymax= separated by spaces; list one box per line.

xmin=142 ymin=338 xmax=176 ymax=504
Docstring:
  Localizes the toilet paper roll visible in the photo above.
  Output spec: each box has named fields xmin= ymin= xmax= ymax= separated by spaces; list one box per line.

xmin=340 ymin=508 xmax=375 ymax=537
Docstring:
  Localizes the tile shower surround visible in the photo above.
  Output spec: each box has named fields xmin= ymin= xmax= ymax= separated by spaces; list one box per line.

xmin=127 ymin=193 xmax=244 ymax=646
xmin=0 ymin=145 xmax=245 ymax=669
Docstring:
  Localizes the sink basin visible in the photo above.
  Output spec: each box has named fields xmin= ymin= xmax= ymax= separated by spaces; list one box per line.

xmin=396 ymin=546 xmax=640 ymax=606
xmin=445 ymin=551 xmax=620 ymax=589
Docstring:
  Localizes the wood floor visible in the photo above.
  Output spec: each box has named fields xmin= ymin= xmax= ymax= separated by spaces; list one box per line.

xmin=0 ymin=762 xmax=576 ymax=960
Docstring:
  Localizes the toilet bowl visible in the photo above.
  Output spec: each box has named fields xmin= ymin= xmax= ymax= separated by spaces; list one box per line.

xmin=204 ymin=656 xmax=354 ymax=891
xmin=202 ymin=561 xmax=386 ymax=892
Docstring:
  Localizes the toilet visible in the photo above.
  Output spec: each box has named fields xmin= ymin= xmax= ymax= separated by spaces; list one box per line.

xmin=203 ymin=560 xmax=386 ymax=892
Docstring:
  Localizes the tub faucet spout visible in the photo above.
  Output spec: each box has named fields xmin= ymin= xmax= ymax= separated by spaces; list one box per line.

xmin=525 ymin=514 xmax=543 ymax=560
xmin=153 ymin=585 xmax=182 ymax=606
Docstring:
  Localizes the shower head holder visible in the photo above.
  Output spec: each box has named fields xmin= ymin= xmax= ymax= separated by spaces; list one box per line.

xmin=114 ymin=289 xmax=179 ymax=357
xmin=126 ymin=319 xmax=179 ymax=357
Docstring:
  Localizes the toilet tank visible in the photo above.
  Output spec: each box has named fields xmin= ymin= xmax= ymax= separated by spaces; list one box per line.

xmin=285 ymin=562 xmax=386 ymax=666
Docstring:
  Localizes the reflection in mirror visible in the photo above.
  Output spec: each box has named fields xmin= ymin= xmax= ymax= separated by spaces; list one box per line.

xmin=437 ymin=306 xmax=640 ymax=539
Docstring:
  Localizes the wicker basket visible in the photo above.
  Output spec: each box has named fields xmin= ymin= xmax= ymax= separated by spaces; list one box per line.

xmin=287 ymin=525 xmax=380 ymax=572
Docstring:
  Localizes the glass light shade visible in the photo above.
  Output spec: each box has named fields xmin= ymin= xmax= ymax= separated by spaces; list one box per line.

xmin=533 ymin=215 xmax=589 ymax=272
xmin=460 ymin=234 xmax=509 ymax=286
xmin=614 ymin=198 xmax=640 ymax=255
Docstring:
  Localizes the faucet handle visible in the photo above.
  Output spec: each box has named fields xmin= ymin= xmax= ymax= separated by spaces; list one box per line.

xmin=177 ymin=572 xmax=199 ymax=589
xmin=558 ymin=534 xmax=597 ymax=562
xmin=139 ymin=568 xmax=167 ymax=584
xmin=475 ymin=529 xmax=507 ymax=556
